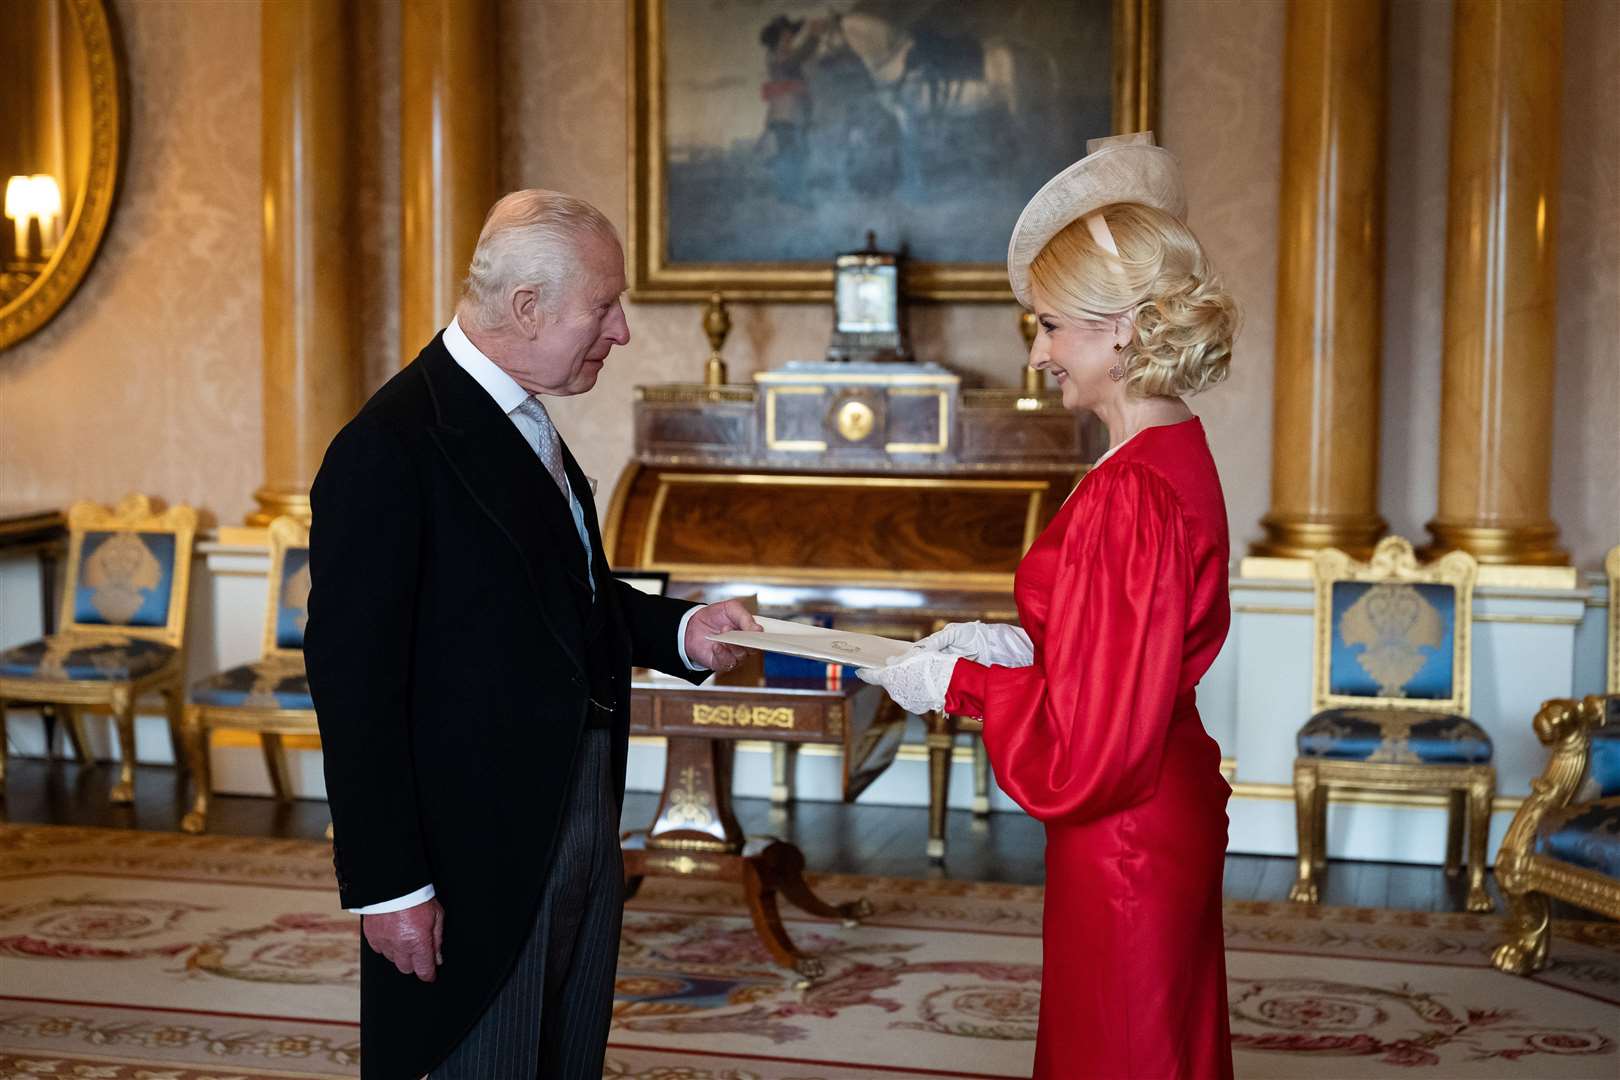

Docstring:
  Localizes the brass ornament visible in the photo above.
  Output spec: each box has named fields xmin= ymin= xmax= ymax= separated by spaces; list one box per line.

xmin=691 ymin=703 xmax=794 ymax=729
xmin=666 ymin=765 xmax=714 ymax=826
xmin=835 ymin=400 xmax=876 ymax=443
xmin=702 ymin=291 xmax=731 ymax=386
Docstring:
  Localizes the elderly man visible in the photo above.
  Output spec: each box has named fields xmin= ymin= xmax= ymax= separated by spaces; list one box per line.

xmin=305 ymin=190 xmax=757 ymax=1079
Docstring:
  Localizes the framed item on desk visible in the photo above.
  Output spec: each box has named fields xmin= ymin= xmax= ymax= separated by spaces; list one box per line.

xmin=615 ymin=571 xmax=670 ymax=597
xmin=627 ymin=0 xmax=1156 ymax=302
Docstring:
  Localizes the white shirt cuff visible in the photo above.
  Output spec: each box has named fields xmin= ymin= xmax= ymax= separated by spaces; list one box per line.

xmin=676 ymin=606 xmax=706 ymax=672
xmin=348 ymin=883 xmax=435 ymax=915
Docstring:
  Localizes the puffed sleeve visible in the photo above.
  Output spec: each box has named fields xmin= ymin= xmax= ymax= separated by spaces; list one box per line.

xmin=944 ymin=462 xmax=1192 ymax=824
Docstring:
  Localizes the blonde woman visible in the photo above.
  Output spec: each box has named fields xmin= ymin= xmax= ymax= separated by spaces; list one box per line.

xmin=860 ymin=134 xmax=1239 ymax=1079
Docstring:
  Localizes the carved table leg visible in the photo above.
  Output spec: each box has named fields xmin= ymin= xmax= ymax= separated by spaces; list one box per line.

xmin=742 ymin=857 xmax=823 ymax=985
xmin=758 ymin=838 xmax=873 ymax=927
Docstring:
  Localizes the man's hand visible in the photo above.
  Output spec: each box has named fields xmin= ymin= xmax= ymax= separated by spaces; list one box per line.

xmin=362 ymin=897 xmax=444 ymax=983
xmin=684 ymin=600 xmax=762 ymax=672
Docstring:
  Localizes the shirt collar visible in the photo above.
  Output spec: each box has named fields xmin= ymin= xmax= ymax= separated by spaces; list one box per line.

xmin=443 ymin=315 xmax=531 ymax=416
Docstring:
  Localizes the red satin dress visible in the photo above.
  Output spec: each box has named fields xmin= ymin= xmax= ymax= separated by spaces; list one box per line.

xmin=945 ymin=418 xmax=1234 ymax=1080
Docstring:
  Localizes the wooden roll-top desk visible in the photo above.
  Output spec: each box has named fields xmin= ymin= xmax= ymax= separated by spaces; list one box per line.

xmin=603 ymin=361 xmax=1102 ymax=859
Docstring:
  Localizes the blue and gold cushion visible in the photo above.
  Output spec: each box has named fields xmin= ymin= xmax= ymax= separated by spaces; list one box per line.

xmin=192 ymin=659 xmax=313 ymax=711
xmin=72 ymin=531 xmax=179 ymax=629
xmin=273 ymin=547 xmax=311 ymax=650
xmin=1328 ymin=581 xmax=1457 ymax=700
xmin=1588 ymin=704 xmax=1620 ymax=799
xmin=1535 ymin=797 xmax=1620 ymax=878
xmin=1298 ymin=707 xmax=1492 ymax=765
xmin=0 ymin=635 xmax=174 ymax=681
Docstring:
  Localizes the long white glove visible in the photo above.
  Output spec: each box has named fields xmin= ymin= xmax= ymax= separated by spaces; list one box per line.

xmin=913 ymin=621 xmax=1034 ymax=668
xmin=857 ymin=649 xmax=959 ymax=716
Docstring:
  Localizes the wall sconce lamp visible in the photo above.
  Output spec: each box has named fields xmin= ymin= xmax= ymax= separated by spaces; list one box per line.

xmin=5 ymin=174 xmax=64 ymax=261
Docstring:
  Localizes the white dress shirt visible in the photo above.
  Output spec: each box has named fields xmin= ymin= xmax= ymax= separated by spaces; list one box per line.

xmin=348 ymin=318 xmax=704 ymax=916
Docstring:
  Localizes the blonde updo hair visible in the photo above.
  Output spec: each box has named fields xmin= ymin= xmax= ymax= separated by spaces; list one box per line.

xmin=1028 ymin=203 xmax=1239 ymax=397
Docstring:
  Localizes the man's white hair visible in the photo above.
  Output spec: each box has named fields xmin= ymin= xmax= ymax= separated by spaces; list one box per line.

xmin=459 ymin=189 xmax=620 ymax=331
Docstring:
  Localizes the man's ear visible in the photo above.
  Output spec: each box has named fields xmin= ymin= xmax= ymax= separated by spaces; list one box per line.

xmin=511 ymin=286 xmax=541 ymax=338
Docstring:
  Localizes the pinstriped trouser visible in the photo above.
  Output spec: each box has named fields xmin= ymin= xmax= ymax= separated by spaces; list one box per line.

xmin=433 ymin=729 xmax=623 ymax=1079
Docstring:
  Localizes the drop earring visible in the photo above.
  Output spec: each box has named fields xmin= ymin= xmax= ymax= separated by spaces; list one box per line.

xmin=1107 ymin=342 xmax=1125 ymax=382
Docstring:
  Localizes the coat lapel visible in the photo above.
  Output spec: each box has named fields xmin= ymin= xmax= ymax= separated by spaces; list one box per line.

xmin=418 ymin=338 xmax=590 ymax=673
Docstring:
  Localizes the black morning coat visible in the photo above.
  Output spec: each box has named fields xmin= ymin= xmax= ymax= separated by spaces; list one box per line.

xmin=303 ymin=333 xmax=705 ymax=1079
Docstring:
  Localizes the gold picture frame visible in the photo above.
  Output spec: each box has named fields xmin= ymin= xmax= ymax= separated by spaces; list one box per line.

xmin=0 ymin=0 xmax=125 ymax=350
xmin=628 ymin=0 xmax=1157 ymax=302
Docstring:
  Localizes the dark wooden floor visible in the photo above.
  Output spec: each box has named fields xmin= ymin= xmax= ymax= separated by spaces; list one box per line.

xmin=0 ymin=757 xmax=1594 ymax=918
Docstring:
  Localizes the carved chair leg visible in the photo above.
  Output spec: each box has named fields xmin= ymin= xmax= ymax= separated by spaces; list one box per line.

xmin=61 ymin=705 xmax=93 ymax=765
xmin=770 ymin=743 xmax=796 ymax=807
xmin=1491 ymin=889 xmax=1550 ymax=974
xmin=180 ymin=707 xmax=211 ymax=834
xmin=925 ymin=723 xmax=953 ymax=861
xmin=1312 ymin=779 xmax=1328 ymax=870
xmin=161 ymin=686 xmax=188 ymax=779
xmin=1289 ymin=761 xmax=1320 ymax=904
xmin=971 ymin=735 xmax=991 ymax=817
xmin=1465 ymin=770 xmax=1495 ymax=912
xmin=1444 ymin=789 xmax=1465 ymax=877
xmin=108 ymin=688 xmax=137 ymax=804
xmin=261 ymin=733 xmax=292 ymax=801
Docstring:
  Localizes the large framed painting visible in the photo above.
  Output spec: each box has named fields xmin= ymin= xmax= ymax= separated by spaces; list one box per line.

xmin=628 ymin=0 xmax=1156 ymax=302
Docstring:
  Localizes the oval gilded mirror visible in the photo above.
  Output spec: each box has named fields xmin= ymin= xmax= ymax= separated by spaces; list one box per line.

xmin=0 ymin=0 xmax=123 ymax=349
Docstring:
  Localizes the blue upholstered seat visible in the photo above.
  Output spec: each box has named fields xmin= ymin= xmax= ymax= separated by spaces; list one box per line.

xmin=0 ymin=636 xmax=174 ymax=681
xmin=1298 ymin=707 xmax=1492 ymax=765
xmin=1536 ymin=797 xmax=1620 ymax=879
xmin=191 ymin=660 xmax=313 ymax=711
xmin=1590 ymin=700 xmax=1620 ymax=799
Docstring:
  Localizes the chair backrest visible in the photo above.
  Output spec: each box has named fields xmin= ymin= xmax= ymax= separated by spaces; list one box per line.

xmin=59 ymin=494 xmax=198 ymax=649
xmin=1311 ymin=536 xmax=1477 ymax=715
xmin=261 ymin=516 xmax=312 ymax=660
xmin=1606 ymin=545 xmax=1619 ymax=695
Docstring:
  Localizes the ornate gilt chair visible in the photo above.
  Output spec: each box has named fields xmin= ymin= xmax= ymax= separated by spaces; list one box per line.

xmin=181 ymin=516 xmax=323 ymax=834
xmin=1491 ymin=694 xmax=1620 ymax=974
xmin=0 ymin=494 xmax=197 ymax=803
xmin=1289 ymin=536 xmax=1494 ymax=912
xmin=1492 ymin=544 xmax=1620 ymax=973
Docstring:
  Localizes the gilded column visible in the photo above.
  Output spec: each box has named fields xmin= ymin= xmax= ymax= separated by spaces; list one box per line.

xmin=1426 ymin=0 xmax=1565 ymax=564
xmin=252 ymin=1 xmax=360 ymax=525
xmin=401 ymin=0 xmax=498 ymax=363
xmin=1253 ymin=0 xmax=1388 ymax=559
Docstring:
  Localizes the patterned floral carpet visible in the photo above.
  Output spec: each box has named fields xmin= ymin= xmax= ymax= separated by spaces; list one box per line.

xmin=0 ymin=825 xmax=1616 ymax=1079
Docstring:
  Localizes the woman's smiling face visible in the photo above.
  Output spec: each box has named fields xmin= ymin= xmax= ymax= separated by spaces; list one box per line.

xmin=1027 ymin=284 xmax=1129 ymax=413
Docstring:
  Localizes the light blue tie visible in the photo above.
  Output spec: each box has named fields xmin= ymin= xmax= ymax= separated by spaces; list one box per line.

xmin=514 ymin=396 xmax=594 ymax=590
xmin=514 ymin=396 xmax=570 ymax=499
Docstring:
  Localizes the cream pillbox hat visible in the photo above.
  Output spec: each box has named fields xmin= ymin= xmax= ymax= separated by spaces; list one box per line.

xmin=1005 ymin=131 xmax=1187 ymax=308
